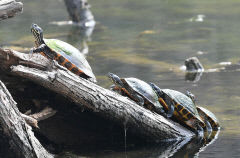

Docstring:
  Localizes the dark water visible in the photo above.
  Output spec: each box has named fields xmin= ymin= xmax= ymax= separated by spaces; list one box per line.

xmin=1 ymin=0 xmax=240 ymax=157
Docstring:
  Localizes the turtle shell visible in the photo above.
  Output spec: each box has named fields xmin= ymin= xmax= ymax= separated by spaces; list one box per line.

xmin=122 ymin=78 xmax=162 ymax=109
xmin=162 ymin=89 xmax=204 ymax=125
xmin=197 ymin=106 xmax=220 ymax=130
xmin=44 ymin=38 xmax=96 ymax=82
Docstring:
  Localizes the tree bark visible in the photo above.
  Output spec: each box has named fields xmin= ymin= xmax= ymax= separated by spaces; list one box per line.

xmin=0 ymin=48 xmax=194 ymax=142
xmin=0 ymin=79 xmax=53 ymax=158
xmin=0 ymin=0 xmax=23 ymax=21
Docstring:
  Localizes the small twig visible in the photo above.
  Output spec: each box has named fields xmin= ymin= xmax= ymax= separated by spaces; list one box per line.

xmin=30 ymin=107 xmax=57 ymax=121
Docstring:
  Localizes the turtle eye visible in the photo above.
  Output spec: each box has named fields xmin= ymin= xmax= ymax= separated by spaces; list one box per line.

xmin=116 ymin=80 xmax=122 ymax=85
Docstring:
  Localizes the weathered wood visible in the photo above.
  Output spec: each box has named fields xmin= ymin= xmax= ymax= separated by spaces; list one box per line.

xmin=0 ymin=0 xmax=23 ymax=21
xmin=0 ymin=48 xmax=194 ymax=142
xmin=21 ymin=113 xmax=39 ymax=128
xmin=0 ymin=79 xmax=53 ymax=158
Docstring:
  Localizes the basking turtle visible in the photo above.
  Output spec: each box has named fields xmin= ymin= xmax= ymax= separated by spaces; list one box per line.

xmin=108 ymin=73 xmax=166 ymax=115
xmin=197 ymin=106 xmax=220 ymax=131
xmin=30 ymin=23 xmax=96 ymax=82
xmin=185 ymin=91 xmax=220 ymax=131
xmin=149 ymin=83 xmax=205 ymax=134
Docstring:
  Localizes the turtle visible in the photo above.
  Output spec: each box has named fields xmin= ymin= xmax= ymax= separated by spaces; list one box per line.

xmin=196 ymin=106 xmax=220 ymax=131
xmin=149 ymin=83 xmax=206 ymax=134
xmin=30 ymin=23 xmax=96 ymax=82
xmin=108 ymin=73 xmax=166 ymax=115
xmin=185 ymin=91 xmax=220 ymax=131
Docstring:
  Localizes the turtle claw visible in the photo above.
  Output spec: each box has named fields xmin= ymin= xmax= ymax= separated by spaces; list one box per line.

xmin=166 ymin=114 xmax=172 ymax=118
xmin=138 ymin=99 xmax=144 ymax=107
xmin=135 ymin=94 xmax=144 ymax=107
xmin=29 ymin=48 xmax=35 ymax=58
xmin=196 ymin=124 xmax=204 ymax=138
xmin=155 ymin=106 xmax=168 ymax=117
xmin=29 ymin=48 xmax=34 ymax=54
xmin=110 ymin=85 xmax=121 ymax=94
xmin=52 ymin=60 xmax=68 ymax=71
xmin=47 ymin=71 xmax=58 ymax=82
xmin=110 ymin=84 xmax=116 ymax=90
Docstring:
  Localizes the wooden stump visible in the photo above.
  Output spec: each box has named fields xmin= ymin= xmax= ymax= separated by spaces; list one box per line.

xmin=63 ymin=0 xmax=95 ymax=27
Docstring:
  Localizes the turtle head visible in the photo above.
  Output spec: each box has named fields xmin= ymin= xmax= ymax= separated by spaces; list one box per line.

xmin=186 ymin=91 xmax=196 ymax=103
xmin=31 ymin=23 xmax=44 ymax=46
xmin=149 ymin=82 xmax=164 ymax=97
xmin=108 ymin=73 xmax=124 ymax=87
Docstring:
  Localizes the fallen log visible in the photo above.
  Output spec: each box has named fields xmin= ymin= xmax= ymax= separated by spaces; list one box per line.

xmin=0 ymin=0 xmax=23 ymax=21
xmin=0 ymin=79 xmax=53 ymax=158
xmin=0 ymin=48 xmax=194 ymax=142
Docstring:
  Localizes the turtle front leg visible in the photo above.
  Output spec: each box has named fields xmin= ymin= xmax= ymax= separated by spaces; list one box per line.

xmin=110 ymin=85 xmax=122 ymax=94
xmin=30 ymin=44 xmax=47 ymax=53
xmin=30 ymin=44 xmax=54 ymax=60
xmin=132 ymin=93 xmax=144 ymax=107
xmin=166 ymin=101 xmax=175 ymax=118
xmin=196 ymin=124 xmax=204 ymax=138
xmin=30 ymin=44 xmax=57 ymax=72
xmin=110 ymin=84 xmax=117 ymax=91
xmin=155 ymin=106 xmax=168 ymax=117
xmin=158 ymin=97 xmax=174 ymax=118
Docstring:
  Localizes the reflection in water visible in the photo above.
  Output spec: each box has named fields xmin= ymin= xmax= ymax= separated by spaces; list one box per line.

xmin=66 ymin=25 xmax=95 ymax=55
xmin=50 ymin=18 xmax=95 ymax=56
xmin=51 ymin=0 xmax=95 ymax=55
xmin=172 ymin=130 xmax=220 ymax=158
xmin=50 ymin=17 xmax=95 ymax=56
xmin=57 ymin=129 xmax=219 ymax=158
xmin=123 ymin=121 xmax=128 ymax=157
xmin=197 ymin=130 xmax=220 ymax=155
xmin=185 ymin=72 xmax=203 ymax=82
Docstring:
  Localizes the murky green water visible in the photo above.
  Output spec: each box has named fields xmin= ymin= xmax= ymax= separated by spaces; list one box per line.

xmin=1 ymin=0 xmax=240 ymax=157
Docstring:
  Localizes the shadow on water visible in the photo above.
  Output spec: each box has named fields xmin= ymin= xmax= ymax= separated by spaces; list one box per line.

xmin=185 ymin=71 xmax=203 ymax=82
